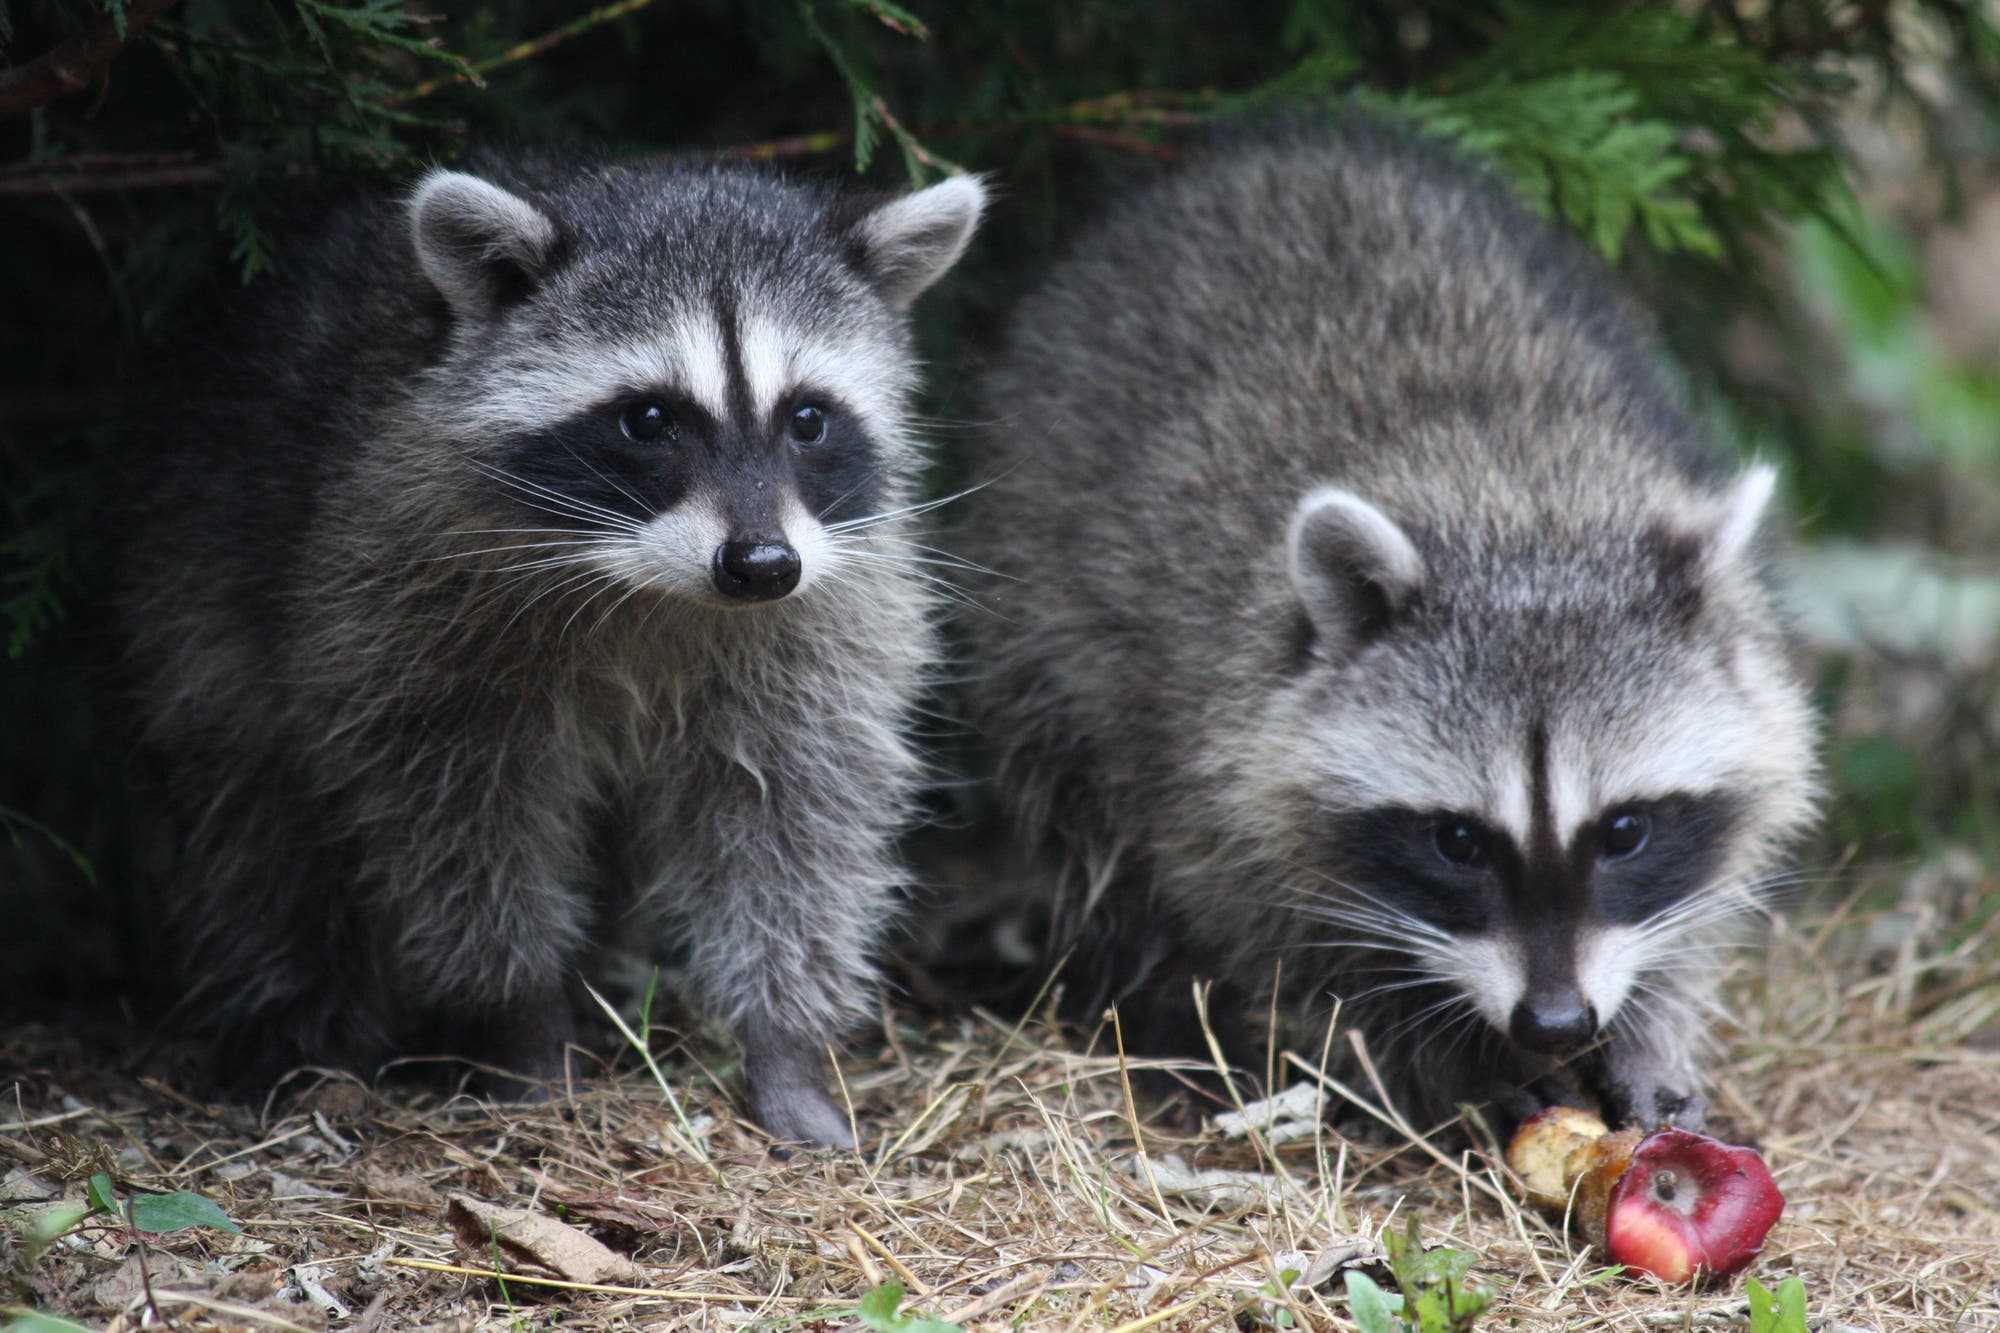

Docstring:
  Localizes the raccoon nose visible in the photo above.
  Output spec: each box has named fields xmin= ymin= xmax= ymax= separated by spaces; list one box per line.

xmin=713 ymin=540 xmax=801 ymax=601
xmin=1509 ymin=991 xmax=1599 ymax=1054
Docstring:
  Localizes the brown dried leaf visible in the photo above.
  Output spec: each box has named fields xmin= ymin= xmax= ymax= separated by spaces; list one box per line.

xmin=443 ymin=1193 xmax=644 ymax=1285
xmin=546 ymin=1190 xmax=687 ymax=1242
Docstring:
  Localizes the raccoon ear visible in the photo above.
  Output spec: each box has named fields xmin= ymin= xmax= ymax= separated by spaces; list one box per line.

xmin=841 ymin=174 xmax=988 ymax=310
xmin=1708 ymin=463 xmax=1778 ymax=570
xmin=410 ymin=170 xmax=559 ymax=323
xmin=1288 ymin=487 xmax=1425 ymax=656
xmin=1649 ymin=464 xmax=1779 ymax=621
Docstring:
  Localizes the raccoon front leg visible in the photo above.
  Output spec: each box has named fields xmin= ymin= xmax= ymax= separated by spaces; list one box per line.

xmin=354 ymin=781 xmax=596 ymax=1093
xmin=1581 ymin=1015 xmax=1706 ymax=1131
xmin=693 ymin=870 xmax=885 ymax=1150
xmin=650 ymin=821 xmax=890 ymax=1150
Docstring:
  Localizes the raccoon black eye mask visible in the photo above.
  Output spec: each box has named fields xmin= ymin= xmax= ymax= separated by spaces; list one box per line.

xmin=951 ymin=116 xmax=1818 ymax=1133
xmin=116 ymin=148 xmax=987 ymax=1149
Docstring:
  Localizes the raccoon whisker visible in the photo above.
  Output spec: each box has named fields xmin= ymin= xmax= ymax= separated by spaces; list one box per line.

xmin=821 ymin=554 xmax=991 ymax=612
xmin=1285 ymin=889 xmax=1443 ymax=934
xmin=1622 ymin=973 xmax=1722 ymax=1022
xmin=1374 ymin=991 xmax=1471 ymax=1042
xmin=439 ymin=527 xmax=620 ymax=539
xmin=476 ymin=561 xmax=617 ymax=609
xmin=1395 ymin=995 xmax=1489 ymax=1069
xmin=497 ymin=565 xmax=620 ymax=636
xmin=1624 ymin=946 xmax=1737 ymax=973
xmin=579 ymin=580 xmax=651 ymax=642
xmin=1294 ymin=921 xmax=1453 ymax=966
xmin=494 ymin=564 xmax=613 ymax=621
xmin=478 ymin=483 xmax=640 ymax=535
xmin=1433 ymin=1006 xmax=1493 ymax=1069
xmin=1737 ymin=867 xmax=1830 ymax=911
xmin=848 ymin=546 xmax=1000 ymax=578
xmin=822 ymin=477 xmax=998 ymax=534
xmin=1626 ymin=883 xmax=1767 ymax=946
xmin=421 ymin=539 xmax=616 ymax=564
xmin=812 ymin=466 xmax=899 ymax=525
xmin=823 ymin=556 xmax=985 ymax=604
xmin=1280 ymin=876 xmax=1455 ymax=946
xmin=1348 ymin=973 xmax=1453 ymax=1003
xmin=1309 ymin=941 xmax=1438 ymax=966
xmin=822 ymin=542 xmax=986 ymax=575
xmin=468 ymin=461 xmax=644 ymax=532
xmin=1614 ymin=985 xmax=1720 ymax=1055
xmin=480 ymin=553 xmax=620 ymax=582
xmin=1276 ymin=861 xmax=1452 ymax=920
xmin=906 ymin=412 xmax=1004 ymax=432
xmin=1286 ymin=918 xmax=1443 ymax=960
xmin=898 ymin=542 xmax=1010 ymax=578
xmin=556 ymin=574 xmax=633 ymax=643
xmin=558 ymin=440 xmax=652 ymax=517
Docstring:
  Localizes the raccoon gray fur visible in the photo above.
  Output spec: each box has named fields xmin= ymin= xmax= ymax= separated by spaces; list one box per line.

xmin=117 ymin=146 xmax=985 ymax=1148
xmin=951 ymin=120 xmax=1818 ymax=1132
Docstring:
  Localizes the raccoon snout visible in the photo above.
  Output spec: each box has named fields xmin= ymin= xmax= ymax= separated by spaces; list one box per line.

xmin=1509 ymin=989 xmax=1599 ymax=1054
xmin=713 ymin=539 xmax=802 ymax=601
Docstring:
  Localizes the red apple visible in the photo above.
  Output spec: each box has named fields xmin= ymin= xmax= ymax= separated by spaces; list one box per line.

xmin=1603 ymin=1129 xmax=1785 ymax=1283
xmin=1505 ymin=1112 xmax=1785 ymax=1286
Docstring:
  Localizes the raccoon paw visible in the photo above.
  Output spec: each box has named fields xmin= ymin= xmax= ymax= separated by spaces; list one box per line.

xmin=1600 ymin=1080 xmax=1706 ymax=1133
xmin=743 ymin=1039 xmax=857 ymax=1151
xmin=446 ymin=988 xmax=578 ymax=1102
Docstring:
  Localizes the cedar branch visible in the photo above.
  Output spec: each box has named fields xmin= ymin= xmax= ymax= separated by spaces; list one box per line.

xmin=0 ymin=0 xmax=185 ymax=120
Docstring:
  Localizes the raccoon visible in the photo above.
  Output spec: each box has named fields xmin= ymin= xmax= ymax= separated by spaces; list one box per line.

xmin=951 ymin=121 xmax=1819 ymax=1132
xmin=117 ymin=147 xmax=985 ymax=1147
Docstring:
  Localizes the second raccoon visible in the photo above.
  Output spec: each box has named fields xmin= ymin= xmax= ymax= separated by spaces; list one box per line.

xmin=952 ymin=122 xmax=1819 ymax=1130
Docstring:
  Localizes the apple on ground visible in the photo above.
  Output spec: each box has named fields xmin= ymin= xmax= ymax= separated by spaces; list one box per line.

xmin=1505 ymin=1108 xmax=1785 ymax=1284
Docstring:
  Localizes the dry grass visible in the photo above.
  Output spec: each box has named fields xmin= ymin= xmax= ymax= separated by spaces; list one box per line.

xmin=4 ymin=883 xmax=1997 ymax=1333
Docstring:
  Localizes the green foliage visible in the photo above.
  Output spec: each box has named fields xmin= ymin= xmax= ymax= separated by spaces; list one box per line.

xmin=854 ymin=1280 xmax=965 ymax=1333
xmin=1792 ymin=212 xmax=2000 ymax=490
xmin=0 ymin=805 xmax=95 ymax=885
xmin=159 ymin=0 xmax=478 ymax=279
xmin=81 ymin=1174 xmax=116 ymax=1216
xmin=0 ymin=1168 xmax=234 ymax=1321
xmin=85 ymin=1170 xmax=243 ymax=1235
xmin=1745 ymin=1275 xmax=1811 ymax=1333
xmin=1 ymin=470 xmax=78 ymax=660
xmin=1764 ymin=206 xmax=2000 ymax=854
xmin=1345 ymin=1215 xmax=1496 ymax=1333
xmin=1270 ymin=4 xmax=1847 ymax=262
xmin=125 ymin=1189 xmax=243 ymax=1235
xmin=798 ymin=0 xmax=945 ymax=178
xmin=1244 ymin=1265 xmax=1304 ymax=1328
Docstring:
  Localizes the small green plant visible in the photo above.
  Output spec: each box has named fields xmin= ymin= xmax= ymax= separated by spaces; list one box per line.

xmin=9 ymin=1168 xmax=237 ymax=1281
xmin=1242 ymin=1264 xmax=1305 ymax=1328
xmin=853 ymin=1280 xmax=965 ymax=1333
xmin=82 ymin=1172 xmax=241 ymax=1238
xmin=1745 ymin=1276 xmax=1810 ymax=1333
xmin=4 ymin=1172 xmax=239 ymax=1324
xmin=1344 ymin=1215 xmax=1496 ymax=1333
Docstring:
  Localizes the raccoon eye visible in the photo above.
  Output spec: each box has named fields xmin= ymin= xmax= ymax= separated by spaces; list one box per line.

xmin=789 ymin=404 xmax=828 ymax=447
xmin=619 ymin=400 xmax=677 ymax=443
xmin=1601 ymin=811 xmax=1651 ymax=860
xmin=1433 ymin=818 xmax=1486 ymax=867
